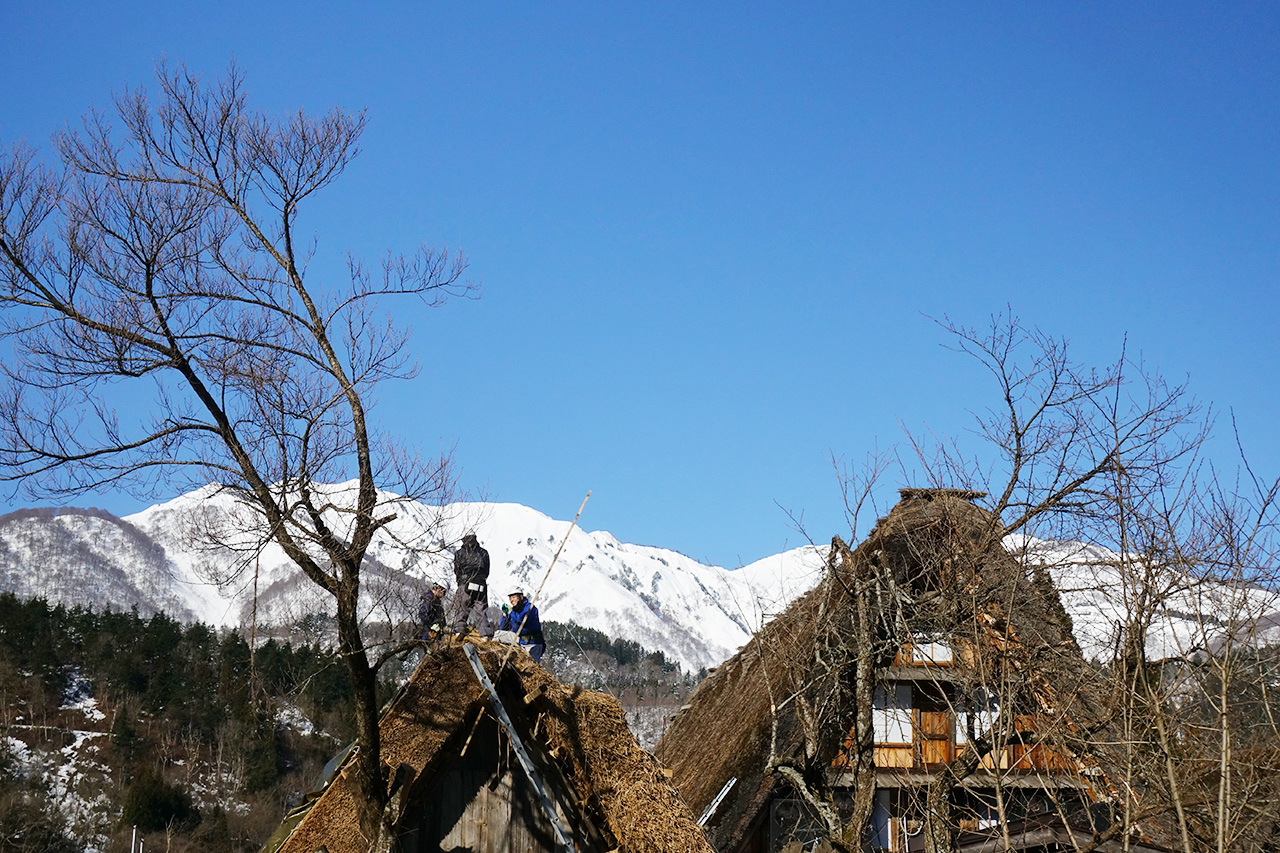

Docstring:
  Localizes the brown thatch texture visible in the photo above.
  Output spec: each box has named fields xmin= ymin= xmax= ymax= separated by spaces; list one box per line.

xmin=655 ymin=490 xmax=1115 ymax=851
xmin=555 ymin=686 xmax=716 ymax=853
xmin=653 ymin=580 xmax=826 ymax=843
xmin=276 ymin=639 xmax=714 ymax=853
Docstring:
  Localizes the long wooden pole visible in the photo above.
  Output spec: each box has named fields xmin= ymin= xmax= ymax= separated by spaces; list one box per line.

xmin=502 ymin=490 xmax=591 ymax=669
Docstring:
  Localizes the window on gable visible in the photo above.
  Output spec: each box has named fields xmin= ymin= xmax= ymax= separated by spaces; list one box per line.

xmin=908 ymin=636 xmax=953 ymax=665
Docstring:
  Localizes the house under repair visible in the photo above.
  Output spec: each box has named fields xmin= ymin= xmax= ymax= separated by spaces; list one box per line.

xmin=655 ymin=489 xmax=1168 ymax=853
xmin=265 ymin=639 xmax=714 ymax=853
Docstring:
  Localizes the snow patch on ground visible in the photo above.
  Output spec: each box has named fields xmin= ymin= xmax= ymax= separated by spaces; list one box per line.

xmin=6 ymin=727 xmax=113 ymax=851
xmin=187 ymin=768 xmax=252 ymax=817
xmin=625 ymin=706 xmax=678 ymax=752
xmin=277 ymin=703 xmax=315 ymax=736
xmin=60 ymin=669 xmax=108 ymax=722
xmin=4 ymin=734 xmax=33 ymax=772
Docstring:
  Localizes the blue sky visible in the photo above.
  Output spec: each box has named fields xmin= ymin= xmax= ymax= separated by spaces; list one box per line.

xmin=2 ymin=3 xmax=1277 ymax=567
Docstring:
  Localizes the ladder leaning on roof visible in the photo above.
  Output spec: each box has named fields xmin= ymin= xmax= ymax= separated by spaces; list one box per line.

xmin=462 ymin=642 xmax=575 ymax=853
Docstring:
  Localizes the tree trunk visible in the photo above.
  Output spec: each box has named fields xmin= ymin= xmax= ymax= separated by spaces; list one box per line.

xmin=923 ymin=775 xmax=955 ymax=853
xmin=847 ymin=554 xmax=879 ymax=849
xmin=336 ymin=577 xmax=388 ymax=845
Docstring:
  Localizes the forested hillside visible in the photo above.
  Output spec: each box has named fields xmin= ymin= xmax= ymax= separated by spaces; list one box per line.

xmin=0 ymin=595 xmax=694 ymax=853
xmin=0 ymin=593 xmax=368 ymax=852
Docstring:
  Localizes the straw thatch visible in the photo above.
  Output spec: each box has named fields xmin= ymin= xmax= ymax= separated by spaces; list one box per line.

xmin=655 ymin=489 xmax=1118 ymax=851
xmin=273 ymin=639 xmax=714 ymax=853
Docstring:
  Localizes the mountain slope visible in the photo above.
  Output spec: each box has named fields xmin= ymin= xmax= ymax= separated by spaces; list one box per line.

xmin=1014 ymin=535 xmax=1280 ymax=661
xmin=0 ymin=508 xmax=196 ymax=623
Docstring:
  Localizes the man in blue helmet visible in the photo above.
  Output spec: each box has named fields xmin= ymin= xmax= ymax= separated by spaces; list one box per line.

xmin=418 ymin=582 xmax=447 ymax=642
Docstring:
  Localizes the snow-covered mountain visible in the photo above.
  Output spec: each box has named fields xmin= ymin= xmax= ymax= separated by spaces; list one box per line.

xmin=4 ymin=486 xmax=828 ymax=671
xmin=1013 ymin=535 xmax=1280 ymax=661
xmin=4 ymin=485 xmax=1277 ymax=671
xmin=0 ymin=507 xmax=198 ymax=623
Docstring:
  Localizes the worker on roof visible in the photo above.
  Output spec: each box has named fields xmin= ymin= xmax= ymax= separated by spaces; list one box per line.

xmin=500 ymin=589 xmax=545 ymax=663
xmin=419 ymin=581 xmax=447 ymax=642
xmin=448 ymin=533 xmax=494 ymax=637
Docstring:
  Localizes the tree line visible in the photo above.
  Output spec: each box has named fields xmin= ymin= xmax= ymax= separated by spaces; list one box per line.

xmin=544 ymin=621 xmax=677 ymax=671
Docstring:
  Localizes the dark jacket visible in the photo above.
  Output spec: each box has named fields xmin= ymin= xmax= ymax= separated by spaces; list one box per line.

xmin=501 ymin=598 xmax=543 ymax=644
xmin=418 ymin=590 xmax=444 ymax=633
xmin=453 ymin=538 xmax=490 ymax=589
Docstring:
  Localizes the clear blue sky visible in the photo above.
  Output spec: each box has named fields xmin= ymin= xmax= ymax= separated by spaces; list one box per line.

xmin=3 ymin=3 xmax=1278 ymax=567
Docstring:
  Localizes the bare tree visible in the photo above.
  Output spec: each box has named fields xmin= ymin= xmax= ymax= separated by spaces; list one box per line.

xmin=1093 ymin=456 xmax=1280 ymax=853
xmin=891 ymin=314 xmax=1280 ymax=852
xmin=906 ymin=312 xmax=1206 ymax=541
xmin=0 ymin=63 xmax=471 ymax=844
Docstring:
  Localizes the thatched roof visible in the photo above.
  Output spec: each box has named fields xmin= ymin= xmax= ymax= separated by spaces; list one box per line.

xmin=274 ymin=639 xmax=714 ymax=853
xmin=655 ymin=489 xmax=1115 ymax=851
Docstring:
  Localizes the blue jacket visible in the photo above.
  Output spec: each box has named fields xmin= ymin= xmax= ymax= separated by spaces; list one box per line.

xmin=501 ymin=598 xmax=543 ymax=643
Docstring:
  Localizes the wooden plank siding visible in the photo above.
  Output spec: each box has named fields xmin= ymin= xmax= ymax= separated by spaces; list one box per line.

xmin=916 ymin=708 xmax=954 ymax=766
xmin=873 ymin=745 xmax=915 ymax=769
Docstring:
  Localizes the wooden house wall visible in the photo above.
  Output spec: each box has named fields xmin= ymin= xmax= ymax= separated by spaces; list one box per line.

xmin=856 ymin=644 xmax=1076 ymax=776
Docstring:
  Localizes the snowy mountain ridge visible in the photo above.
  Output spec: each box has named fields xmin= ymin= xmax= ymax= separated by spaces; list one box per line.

xmin=1010 ymin=535 xmax=1280 ymax=661
xmin=3 ymin=485 xmax=1277 ymax=671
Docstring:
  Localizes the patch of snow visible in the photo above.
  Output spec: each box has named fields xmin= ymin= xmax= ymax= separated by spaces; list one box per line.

xmin=187 ymin=771 xmax=252 ymax=816
xmin=277 ymin=703 xmax=315 ymax=736
xmin=626 ymin=706 xmax=677 ymax=752
xmin=7 ymin=727 xmax=112 ymax=848
xmin=61 ymin=672 xmax=106 ymax=722
xmin=4 ymin=735 xmax=33 ymax=772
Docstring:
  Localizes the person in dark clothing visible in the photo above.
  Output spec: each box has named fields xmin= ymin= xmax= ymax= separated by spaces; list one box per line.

xmin=418 ymin=582 xmax=447 ymax=642
xmin=448 ymin=533 xmax=493 ymax=636
xmin=500 ymin=589 xmax=545 ymax=663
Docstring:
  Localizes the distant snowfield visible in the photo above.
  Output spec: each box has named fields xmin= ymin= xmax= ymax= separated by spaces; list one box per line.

xmin=3 ymin=485 xmax=1276 ymax=671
